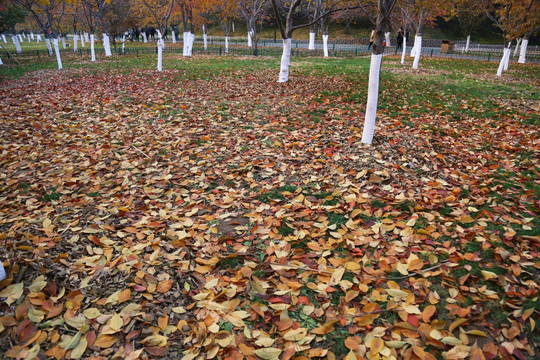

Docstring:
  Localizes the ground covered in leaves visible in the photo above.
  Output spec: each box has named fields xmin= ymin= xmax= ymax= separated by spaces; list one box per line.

xmin=0 ymin=55 xmax=539 ymax=360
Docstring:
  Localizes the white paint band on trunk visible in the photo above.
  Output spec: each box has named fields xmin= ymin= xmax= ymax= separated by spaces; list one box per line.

xmin=323 ymin=35 xmax=329 ymax=57
xmin=309 ymin=32 xmax=315 ymax=50
xmin=45 ymin=38 xmax=53 ymax=55
xmin=518 ymin=39 xmax=528 ymax=64
xmin=103 ymin=33 xmax=112 ymax=56
xmin=53 ymin=39 xmax=62 ymax=69
xmin=225 ymin=36 xmax=229 ymax=53
xmin=248 ymin=31 xmax=252 ymax=47
xmin=73 ymin=34 xmax=78 ymax=51
xmin=361 ymin=53 xmax=383 ymax=145
xmin=465 ymin=35 xmax=470 ymax=52
xmin=385 ymin=32 xmax=391 ymax=47
xmin=497 ymin=48 xmax=511 ymax=76
xmin=401 ymin=36 xmax=407 ymax=64
xmin=203 ymin=34 xmax=208 ymax=50
xmin=90 ymin=34 xmax=96 ymax=62
xmin=412 ymin=35 xmax=422 ymax=69
xmin=278 ymin=38 xmax=292 ymax=83
xmin=157 ymin=39 xmax=163 ymax=71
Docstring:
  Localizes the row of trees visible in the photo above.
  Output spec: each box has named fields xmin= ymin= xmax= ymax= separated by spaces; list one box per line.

xmin=1 ymin=0 xmax=539 ymax=143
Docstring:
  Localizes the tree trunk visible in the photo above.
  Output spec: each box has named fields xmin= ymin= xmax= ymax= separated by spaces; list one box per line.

xmin=503 ymin=41 xmax=511 ymax=70
xmin=73 ymin=34 xmax=78 ymax=51
xmin=103 ymin=33 xmax=112 ymax=56
xmin=412 ymin=35 xmax=422 ymax=69
xmin=142 ymin=32 xmax=148 ymax=43
xmin=362 ymin=29 xmax=385 ymax=145
xmin=122 ymin=35 xmax=125 ymax=53
xmin=91 ymin=34 xmax=96 ymax=61
xmin=400 ymin=36 xmax=407 ymax=64
xmin=309 ymin=31 xmax=315 ymax=50
xmin=2 ymin=35 xmax=6 ymax=43
xmin=465 ymin=35 xmax=470 ymax=52
xmin=45 ymin=37 xmax=53 ymax=55
xmin=0 ymin=56 xmax=3 ymax=65
xmin=183 ymin=32 xmax=188 ymax=55
xmin=225 ymin=36 xmax=229 ymax=53
xmin=278 ymin=38 xmax=292 ymax=82
xmin=323 ymin=34 xmax=329 ymax=57
xmin=248 ymin=30 xmax=252 ymax=47
xmin=518 ymin=38 xmax=528 ymax=63
xmin=13 ymin=35 xmax=22 ymax=53
xmin=61 ymin=36 xmax=66 ymax=49
xmin=157 ymin=39 xmax=163 ymax=71
xmin=53 ymin=38 xmax=62 ymax=69
xmin=497 ymin=47 xmax=511 ymax=76
xmin=513 ymin=38 xmax=521 ymax=57
xmin=37 ymin=34 xmax=42 ymax=43
xmin=385 ymin=32 xmax=390 ymax=47
xmin=81 ymin=33 xmax=85 ymax=47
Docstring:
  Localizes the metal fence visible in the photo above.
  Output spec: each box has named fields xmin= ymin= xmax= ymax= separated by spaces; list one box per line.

xmin=1 ymin=39 xmax=539 ymax=65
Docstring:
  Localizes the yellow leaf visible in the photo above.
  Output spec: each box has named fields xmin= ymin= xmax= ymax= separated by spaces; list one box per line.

xmin=396 ymin=262 xmax=409 ymax=275
xmin=385 ymin=341 xmax=407 ymax=348
xmin=345 ymin=290 xmax=360 ymax=302
xmin=171 ymin=307 xmax=186 ymax=314
xmin=28 ymin=275 xmax=47 ymax=293
xmin=441 ymin=336 xmax=462 ymax=345
xmin=283 ymin=327 xmax=307 ymax=341
xmin=369 ymin=337 xmax=384 ymax=354
xmin=94 ymin=334 xmax=117 ymax=348
xmin=253 ymin=348 xmax=282 ymax=360
xmin=344 ymin=350 xmax=357 ymax=360
xmin=83 ymin=308 xmax=101 ymax=320
xmin=70 ymin=336 xmax=87 ymax=359
xmin=465 ymin=330 xmax=488 ymax=337
xmin=110 ymin=314 xmax=123 ymax=331
xmin=481 ymin=271 xmax=497 ymax=280
xmin=386 ymin=288 xmax=408 ymax=299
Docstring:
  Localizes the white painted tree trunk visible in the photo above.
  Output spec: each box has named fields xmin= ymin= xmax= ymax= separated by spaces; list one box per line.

xmin=400 ymin=36 xmax=407 ymax=64
xmin=225 ymin=36 xmax=229 ymax=53
xmin=203 ymin=34 xmax=208 ymax=50
xmin=157 ymin=39 xmax=163 ymax=71
xmin=183 ymin=32 xmax=188 ymax=56
xmin=53 ymin=39 xmax=62 ymax=69
xmin=31 ymin=32 xmax=34 ymax=40
xmin=172 ymin=31 xmax=176 ymax=44
xmin=85 ymin=33 xmax=89 ymax=42
xmin=37 ymin=34 xmax=41 ymax=43
xmin=518 ymin=39 xmax=528 ymax=64
xmin=232 ymin=22 xmax=235 ymax=32
xmin=278 ymin=38 xmax=292 ymax=83
xmin=142 ymin=32 xmax=148 ymax=43
xmin=90 ymin=34 xmax=96 ymax=62
xmin=361 ymin=53 xmax=383 ymax=145
xmin=385 ymin=32 xmax=391 ymax=47
xmin=503 ymin=42 xmax=511 ymax=70
xmin=410 ymin=35 xmax=418 ymax=57
xmin=412 ymin=35 xmax=422 ymax=69
xmin=13 ymin=35 xmax=22 ymax=53
xmin=73 ymin=34 xmax=78 ymax=51
xmin=103 ymin=34 xmax=112 ymax=56
xmin=189 ymin=32 xmax=195 ymax=55
xmin=309 ymin=32 xmax=315 ymax=50
xmin=2 ymin=35 xmax=6 ymax=43
xmin=497 ymin=48 xmax=511 ymax=76
xmin=323 ymin=35 xmax=329 ymax=57
xmin=18 ymin=34 xmax=23 ymax=42
xmin=45 ymin=38 xmax=53 ymax=55
xmin=61 ymin=37 xmax=66 ymax=49
xmin=465 ymin=35 xmax=470 ymax=52
xmin=81 ymin=34 xmax=85 ymax=47
xmin=248 ymin=31 xmax=252 ymax=47
xmin=513 ymin=38 xmax=521 ymax=57
xmin=122 ymin=35 xmax=125 ymax=53
xmin=0 ymin=56 xmax=3 ymax=65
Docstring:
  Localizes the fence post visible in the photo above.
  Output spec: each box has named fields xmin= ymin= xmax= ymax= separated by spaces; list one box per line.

xmin=37 ymin=50 xmax=40 ymax=59
xmin=296 ymin=41 xmax=298 ymax=48
xmin=355 ymin=48 xmax=358 ymax=56
xmin=333 ymin=43 xmax=335 ymax=50
xmin=431 ymin=49 xmax=433 ymax=57
xmin=487 ymin=52 xmax=491 ymax=61
xmin=219 ymin=47 xmax=222 ymax=56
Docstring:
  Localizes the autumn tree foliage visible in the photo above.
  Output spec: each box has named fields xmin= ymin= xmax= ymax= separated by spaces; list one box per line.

xmin=480 ymin=0 xmax=540 ymax=73
xmin=0 ymin=0 xmax=26 ymax=33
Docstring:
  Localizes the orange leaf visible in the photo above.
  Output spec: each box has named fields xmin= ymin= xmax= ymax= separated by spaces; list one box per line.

xmin=117 ymin=289 xmax=131 ymax=304
xmin=422 ymin=305 xmax=436 ymax=323
xmin=157 ymin=280 xmax=173 ymax=293
xmin=94 ymin=335 xmax=117 ymax=348
xmin=344 ymin=336 xmax=360 ymax=351
xmin=412 ymin=345 xmax=426 ymax=359
xmin=158 ymin=315 xmax=168 ymax=331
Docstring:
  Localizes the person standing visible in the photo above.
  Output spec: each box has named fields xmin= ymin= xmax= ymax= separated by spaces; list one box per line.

xmin=396 ymin=27 xmax=404 ymax=51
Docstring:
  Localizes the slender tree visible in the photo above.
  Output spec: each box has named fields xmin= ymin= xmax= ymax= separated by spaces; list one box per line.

xmin=238 ymin=0 xmax=268 ymax=56
xmin=360 ymin=0 xmax=398 ymax=145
